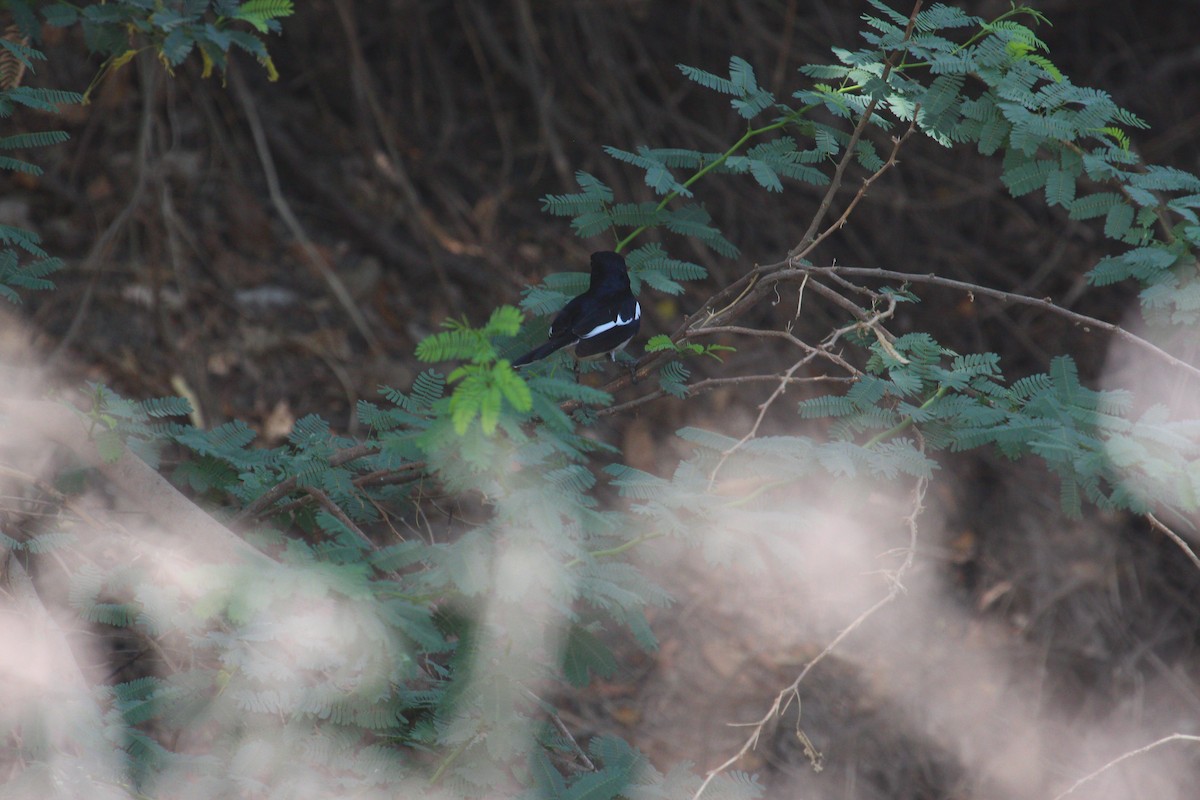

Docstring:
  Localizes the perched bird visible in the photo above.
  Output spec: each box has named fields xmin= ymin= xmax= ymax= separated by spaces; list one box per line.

xmin=511 ymin=251 xmax=641 ymax=368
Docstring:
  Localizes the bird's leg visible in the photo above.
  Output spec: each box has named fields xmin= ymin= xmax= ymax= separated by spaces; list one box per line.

xmin=612 ymin=351 xmax=639 ymax=384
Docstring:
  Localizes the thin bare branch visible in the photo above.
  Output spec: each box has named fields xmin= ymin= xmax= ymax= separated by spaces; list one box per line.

xmin=230 ymin=66 xmax=385 ymax=356
xmin=793 ymin=114 xmax=921 ymax=263
xmin=1146 ymin=513 xmax=1200 ymax=573
xmin=692 ymin=466 xmax=928 ymax=800
xmin=1050 ymin=734 xmax=1200 ymax=800
xmin=596 ymin=373 xmax=851 ymax=418
xmin=790 ymin=1 xmax=923 ymax=255
xmin=689 ymin=325 xmax=861 ymax=376
xmin=231 ymin=443 xmax=382 ymax=525
xmin=304 ymin=486 xmax=375 ymax=548
xmin=706 ymin=354 xmax=818 ymax=487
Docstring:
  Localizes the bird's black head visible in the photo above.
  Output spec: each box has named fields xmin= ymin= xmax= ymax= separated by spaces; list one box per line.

xmin=588 ymin=251 xmax=631 ymax=293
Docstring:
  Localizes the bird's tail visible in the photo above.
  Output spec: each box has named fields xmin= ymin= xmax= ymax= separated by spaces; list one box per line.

xmin=510 ymin=338 xmax=571 ymax=368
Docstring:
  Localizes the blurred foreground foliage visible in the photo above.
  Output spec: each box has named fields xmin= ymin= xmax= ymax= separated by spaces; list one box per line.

xmin=4 ymin=1 xmax=1200 ymax=798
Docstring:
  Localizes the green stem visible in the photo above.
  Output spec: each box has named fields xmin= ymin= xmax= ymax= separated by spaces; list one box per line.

xmin=863 ymin=384 xmax=948 ymax=449
xmin=723 ymin=477 xmax=793 ymax=507
xmin=612 ymin=105 xmax=817 ymax=253
xmin=564 ymin=532 xmax=663 ymax=568
xmin=429 ymin=737 xmax=473 ymax=786
xmin=610 ymin=73 xmax=880 ymax=255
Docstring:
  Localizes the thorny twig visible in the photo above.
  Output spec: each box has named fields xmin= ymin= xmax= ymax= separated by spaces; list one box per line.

xmin=691 ymin=462 xmax=928 ymax=800
xmin=706 ymin=353 xmax=820 ymax=489
xmin=790 ymin=0 xmax=922 ymax=256
xmin=791 ymin=114 xmax=921 ymax=264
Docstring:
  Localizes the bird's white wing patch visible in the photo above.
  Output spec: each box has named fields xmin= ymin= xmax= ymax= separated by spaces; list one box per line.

xmin=580 ymin=302 xmax=641 ymax=339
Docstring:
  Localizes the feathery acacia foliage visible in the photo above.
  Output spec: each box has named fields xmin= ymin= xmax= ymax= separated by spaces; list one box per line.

xmin=25 ymin=0 xmax=295 ymax=87
xmin=0 ymin=1 xmax=292 ymax=305
xmin=522 ymin=0 xmax=1200 ymax=530
xmin=7 ymin=2 xmax=1200 ymax=798
xmin=0 ymin=27 xmax=76 ymax=302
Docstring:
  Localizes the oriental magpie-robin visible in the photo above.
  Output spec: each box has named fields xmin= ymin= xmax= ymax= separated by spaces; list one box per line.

xmin=511 ymin=251 xmax=641 ymax=368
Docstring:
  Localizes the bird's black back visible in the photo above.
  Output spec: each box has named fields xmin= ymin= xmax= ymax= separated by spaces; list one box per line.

xmin=549 ymin=251 xmax=632 ymax=338
xmin=512 ymin=250 xmax=640 ymax=367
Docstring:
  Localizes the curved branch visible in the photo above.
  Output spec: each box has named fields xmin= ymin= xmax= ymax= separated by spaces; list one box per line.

xmin=1051 ymin=734 xmax=1200 ymax=800
xmin=1146 ymin=513 xmax=1200 ymax=574
xmin=817 ymin=265 xmax=1200 ymax=383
